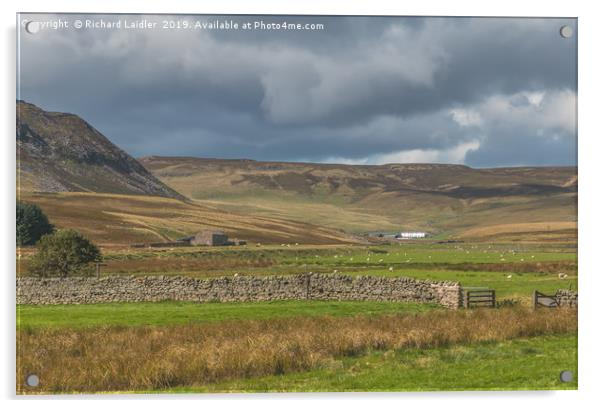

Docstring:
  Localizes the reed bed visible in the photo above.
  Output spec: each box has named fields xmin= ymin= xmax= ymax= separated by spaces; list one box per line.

xmin=17 ymin=306 xmax=576 ymax=393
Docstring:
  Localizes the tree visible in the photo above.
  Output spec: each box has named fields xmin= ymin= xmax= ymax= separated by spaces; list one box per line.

xmin=29 ymin=229 xmax=102 ymax=277
xmin=16 ymin=201 xmax=54 ymax=246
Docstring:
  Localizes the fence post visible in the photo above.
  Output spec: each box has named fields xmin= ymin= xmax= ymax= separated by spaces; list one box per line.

xmin=532 ymin=291 xmax=538 ymax=309
xmin=95 ymin=262 xmax=107 ymax=278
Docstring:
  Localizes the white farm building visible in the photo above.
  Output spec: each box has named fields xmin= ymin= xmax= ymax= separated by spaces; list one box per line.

xmin=397 ymin=231 xmax=428 ymax=239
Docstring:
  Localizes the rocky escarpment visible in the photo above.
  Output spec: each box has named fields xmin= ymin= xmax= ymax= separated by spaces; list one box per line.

xmin=17 ymin=100 xmax=184 ymax=200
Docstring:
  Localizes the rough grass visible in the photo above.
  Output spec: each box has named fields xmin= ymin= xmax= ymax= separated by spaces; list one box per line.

xmin=17 ymin=307 xmax=577 ymax=394
xmin=183 ymin=334 xmax=577 ymax=392
xmin=458 ymin=222 xmax=577 ymax=239
xmin=17 ymin=300 xmax=437 ymax=329
xmin=18 ymin=192 xmax=357 ymax=245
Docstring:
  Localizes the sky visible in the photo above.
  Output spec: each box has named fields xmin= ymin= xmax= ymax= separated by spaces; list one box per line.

xmin=18 ymin=14 xmax=577 ymax=167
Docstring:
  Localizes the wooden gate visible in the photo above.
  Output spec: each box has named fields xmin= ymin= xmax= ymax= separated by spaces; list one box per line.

xmin=464 ymin=288 xmax=496 ymax=308
xmin=532 ymin=291 xmax=558 ymax=308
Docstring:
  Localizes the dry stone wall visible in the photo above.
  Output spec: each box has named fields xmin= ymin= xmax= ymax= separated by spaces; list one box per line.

xmin=555 ymin=289 xmax=578 ymax=307
xmin=16 ymin=273 xmax=462 ymax=309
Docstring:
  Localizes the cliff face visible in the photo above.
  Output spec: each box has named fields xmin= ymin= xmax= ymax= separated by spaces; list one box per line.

xmin=17 ymin=100 xmax=185 ymax=200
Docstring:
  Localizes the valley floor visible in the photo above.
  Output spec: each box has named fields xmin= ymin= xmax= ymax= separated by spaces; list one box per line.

xmin=16 ymin=241 xmax=578 ymax=394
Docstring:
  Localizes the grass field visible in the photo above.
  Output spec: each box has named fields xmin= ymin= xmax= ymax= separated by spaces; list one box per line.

xmin=15 ymin=240 xmax=578 ymax=393
xmin=184 ymin=334 xmax=577 ymax=392
xmin=16 ymin=301 xmax=437 ymax=329
xmin=18 ymin=242 xmax=578 ymax=301
xmin=17 ymin=307 xmax=576 ymax=394
xmin=16 ymin=236 xmax=578 ymax=393
xmin=19 ymin=242 xmax=577 ymax=268
xmin=350 ymin=269 xmax=576 ymax=300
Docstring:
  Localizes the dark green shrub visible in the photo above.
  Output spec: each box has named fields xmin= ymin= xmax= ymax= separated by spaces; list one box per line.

xmin=16 ymin=201 xmax=54 ymax=246
xmin=29 ymin=229 xmax=101 ymax=277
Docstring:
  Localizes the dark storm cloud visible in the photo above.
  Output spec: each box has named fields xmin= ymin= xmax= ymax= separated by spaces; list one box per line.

xmin=17 ymin=14 xmax=576 ymax=166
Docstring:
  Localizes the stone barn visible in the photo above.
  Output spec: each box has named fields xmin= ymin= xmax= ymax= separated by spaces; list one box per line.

xmin=181 ymin=230 xmax=230 ymax=246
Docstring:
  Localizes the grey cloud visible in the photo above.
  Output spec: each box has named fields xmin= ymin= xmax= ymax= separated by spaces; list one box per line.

xmin=465 ymin=127 xmax=575 ymax=167
xmin=18 ymin=14 xmax=577 ymax=166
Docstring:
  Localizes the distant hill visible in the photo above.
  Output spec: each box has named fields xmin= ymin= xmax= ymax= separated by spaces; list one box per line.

xmin=140 ymin=156 xmax=577 ymax=239
xmin=17 ymin=101 xmax=184 ymax=200
xmin=15 ymin=100 xmax=577 ymax=243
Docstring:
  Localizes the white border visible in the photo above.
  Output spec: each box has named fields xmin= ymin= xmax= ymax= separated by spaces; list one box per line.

xmin=2 ymin=1 xmax=601 ymax=407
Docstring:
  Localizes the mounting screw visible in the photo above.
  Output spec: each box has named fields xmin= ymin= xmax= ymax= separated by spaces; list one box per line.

xmin=559 ymin=370 xmax=573 ymax=383
xmin=25 ymin=21 xmax=40 ymax=34
xmin=559 ymin=25 xmax=573 ymax=39
xmin=26 ymin=374 xmax=39 ymax=387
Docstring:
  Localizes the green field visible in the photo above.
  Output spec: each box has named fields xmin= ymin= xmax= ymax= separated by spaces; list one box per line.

xmin=95 ymin=242 xmax=576 ymax=265
xmin=74 ymin=243 xmax=581 ymax=301
xmin=286 ymin=243 xmax=576 ymax=265
xmin=350 ymin=269 xmax=576 ymax=299
xmin=18 ymin=242 xmax=578 ymax=304
xmin=17 ymin=241 xmax=578 ymax=393
xmin=180 ymin=334 xmax=577 ymax=393
xmin=17 ymin=300 xmax=436 ymax=329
